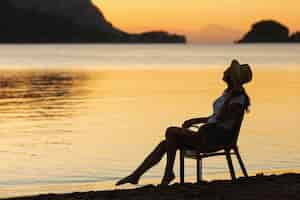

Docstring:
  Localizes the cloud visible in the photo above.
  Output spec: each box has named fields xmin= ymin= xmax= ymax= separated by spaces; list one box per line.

xmin=188 ymin=24 xmax=243 ymax=43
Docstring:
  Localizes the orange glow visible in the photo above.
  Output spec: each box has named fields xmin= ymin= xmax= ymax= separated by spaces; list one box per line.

xmin=93 ymin=0 xmax=300 ymax=43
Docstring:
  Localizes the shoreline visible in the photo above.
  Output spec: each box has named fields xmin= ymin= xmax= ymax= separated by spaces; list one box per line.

xmin=2 ymin=169 xmax=300 ymax=199
xmin=3 ymin=173 xmax=300 ymax=200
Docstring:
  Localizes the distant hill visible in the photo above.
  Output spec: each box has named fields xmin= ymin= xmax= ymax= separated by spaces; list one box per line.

xmin=237 ymin=20 xmax=300 ymax=43
xmin=0 ymin=0 xmax=186 ymax=43
xmin=290 ymin=32 xmax=300 ymax=42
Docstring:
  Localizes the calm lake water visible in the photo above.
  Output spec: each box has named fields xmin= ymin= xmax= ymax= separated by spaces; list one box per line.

xmin=0 ymin=44 xmax=300 ymax=197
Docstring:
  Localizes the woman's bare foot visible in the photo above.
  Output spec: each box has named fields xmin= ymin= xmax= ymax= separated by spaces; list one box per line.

xmin=160 ymin=172 xmax=175 ymax=186
xmin=116 ymin=174 xmax=140 ymax=186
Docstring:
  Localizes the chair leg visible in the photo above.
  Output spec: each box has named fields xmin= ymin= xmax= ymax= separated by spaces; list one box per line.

xmin=180 ymin=150 xmax=185 ymax=184
xmin=234 ymin=147 xmax=249 ymax=177
xmin=196 ymin=157 xmax=202 ymax=184
xmin=225 ymin=150 xmax=236 ymax=181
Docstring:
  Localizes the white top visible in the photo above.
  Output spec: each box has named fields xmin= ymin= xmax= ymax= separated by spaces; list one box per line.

xmin=207 ymin=91 xmax=246 ymax=130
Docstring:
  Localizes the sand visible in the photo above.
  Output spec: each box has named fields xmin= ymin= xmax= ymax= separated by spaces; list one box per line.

xmin=4 ymin=173 xmax=300 ymax=200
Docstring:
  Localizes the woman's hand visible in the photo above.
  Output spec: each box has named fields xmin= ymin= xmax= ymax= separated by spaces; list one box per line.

xmin=182 ymin=119 xmax=193 ymax=128
xmin=182 ymin=117 xmax=208 ymax=128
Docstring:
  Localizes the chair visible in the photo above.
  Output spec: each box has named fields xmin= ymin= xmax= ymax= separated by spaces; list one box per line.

xmin=179 ymin=114 xmax=249 ymax=184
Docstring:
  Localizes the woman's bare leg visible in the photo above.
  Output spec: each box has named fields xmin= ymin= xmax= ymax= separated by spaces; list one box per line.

xmin=116 ymin=140 xmax=167 ymax=185
xmin=161 ymin=127 xmax=206 ymax=185
xmin=116 ymin=127 xmax=205 ymax=186
xmin=161 ymin=127 xmax=179 ymax=185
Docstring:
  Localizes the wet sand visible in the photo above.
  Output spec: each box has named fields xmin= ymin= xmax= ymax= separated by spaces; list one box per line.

xmin=5 ymin=173 xmax=300 ymax=200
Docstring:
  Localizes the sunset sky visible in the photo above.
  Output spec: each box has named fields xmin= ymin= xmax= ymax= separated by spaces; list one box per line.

xmin=94 ymin=0 xmax=300 ymax=43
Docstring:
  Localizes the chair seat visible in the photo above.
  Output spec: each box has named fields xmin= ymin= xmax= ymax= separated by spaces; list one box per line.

xmin=184 ymin=149 xmax=232 ymax=159
xmin=183 ymin=143 xmax=237 ymax=159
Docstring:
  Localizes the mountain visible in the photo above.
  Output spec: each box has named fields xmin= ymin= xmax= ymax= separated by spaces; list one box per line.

xmin=290 ymin=32 xmax=300 ymax=43
xmin=10 ymin=0 xmax=118 ymax=33
xmin=0 ymin=0 xmax=186 ymax=43
xmin=237 ymin=20 xmax=299 ymax=43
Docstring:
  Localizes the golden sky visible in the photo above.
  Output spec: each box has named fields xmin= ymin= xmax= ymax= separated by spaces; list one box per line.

xmin=94 ymin=0 xmax=300 ymax=43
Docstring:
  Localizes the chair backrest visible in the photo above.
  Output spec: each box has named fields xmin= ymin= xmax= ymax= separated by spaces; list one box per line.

xmin=228 ymin=110 xmax=246 ymax=147
xmin=203 ymin=111 xmax=246 ymax=153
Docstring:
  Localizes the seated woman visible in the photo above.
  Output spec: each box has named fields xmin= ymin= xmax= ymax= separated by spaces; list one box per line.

xmin=116 ymin=60 xmax=253 ymax=186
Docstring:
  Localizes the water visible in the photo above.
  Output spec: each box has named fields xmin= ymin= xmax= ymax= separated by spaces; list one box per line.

xmin=0 ymin=44 xmax=300 ymax=197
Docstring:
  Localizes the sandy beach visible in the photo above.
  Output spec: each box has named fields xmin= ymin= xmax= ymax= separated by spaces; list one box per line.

xmin=4 ymin=173 xmax=300 ymax=200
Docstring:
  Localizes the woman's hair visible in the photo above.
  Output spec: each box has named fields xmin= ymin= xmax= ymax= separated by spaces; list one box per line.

xmin=243 ymin=89 xmax=251 ymax=113
xmin=231 ymin=88 xmax=251 ymax=113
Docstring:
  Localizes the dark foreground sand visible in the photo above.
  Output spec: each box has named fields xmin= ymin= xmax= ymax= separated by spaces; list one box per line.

xmin=6 ymin=174 xmax=300 ymax=200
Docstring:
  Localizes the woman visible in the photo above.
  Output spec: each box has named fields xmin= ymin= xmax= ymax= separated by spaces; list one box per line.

xmin=116 ymin=60 xmax=252 ymax=186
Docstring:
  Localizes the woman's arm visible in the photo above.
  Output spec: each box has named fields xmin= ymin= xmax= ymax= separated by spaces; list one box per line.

xmin=182 ymin=117 xmax=209 ymax=128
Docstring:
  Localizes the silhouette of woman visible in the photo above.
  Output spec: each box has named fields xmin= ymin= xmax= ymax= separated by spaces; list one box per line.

xmin=116 ymin=60 xmax=252 ymax=186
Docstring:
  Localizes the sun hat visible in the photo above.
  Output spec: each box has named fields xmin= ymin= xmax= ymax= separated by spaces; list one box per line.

xmin=229 ymin=60 xmax=253 ymax=85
